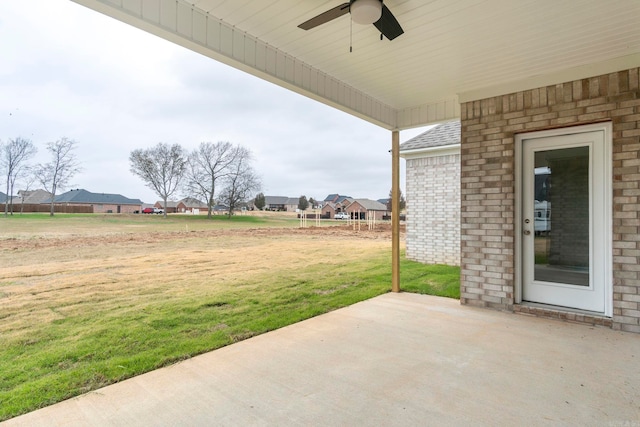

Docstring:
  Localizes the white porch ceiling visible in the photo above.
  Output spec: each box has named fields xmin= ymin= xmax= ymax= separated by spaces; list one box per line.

xmin=72 ymin=0 xmax=640 ymax=130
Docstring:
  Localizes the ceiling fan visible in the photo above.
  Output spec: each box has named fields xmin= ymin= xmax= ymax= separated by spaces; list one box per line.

xmin=298 ymin=0 xmax=404 ymax=41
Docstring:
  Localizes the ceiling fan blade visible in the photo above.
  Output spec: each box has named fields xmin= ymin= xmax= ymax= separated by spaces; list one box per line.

xmin=298 ymin=3 xmax=350 ymax=30
xmin=373 ymin=4 xmax=404 ymax=40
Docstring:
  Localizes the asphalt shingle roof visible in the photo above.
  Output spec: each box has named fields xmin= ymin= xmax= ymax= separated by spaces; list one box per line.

xmin=285 ymin=198 xmax=299 ymax=206
xmin=20 ymin=189 xmax=53 ymax=204
xmin=158 ymin=201 xmax=179 ymax=208
xmin=180 ymin=197 xmax=208 ymax=208
xmin=351 ymin=199 xmax=388 ymax=211
xmin=323 ymin=194 xmax=352 ymax=203
xmin=55 ymin=189 xmax=142 ymax=205
xmin=264 ymin=196 xmax=289 ymax=205
xmin=400 ymin=121 xmax=460 ymax=152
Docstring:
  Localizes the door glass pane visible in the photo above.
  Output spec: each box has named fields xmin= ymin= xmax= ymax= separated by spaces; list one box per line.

xmin=533 ymin=146 xmax=589 ymax=286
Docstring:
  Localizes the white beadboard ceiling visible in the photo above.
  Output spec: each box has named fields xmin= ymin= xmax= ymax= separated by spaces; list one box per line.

xmin=73 ymin=0 xmax=640 ymax=130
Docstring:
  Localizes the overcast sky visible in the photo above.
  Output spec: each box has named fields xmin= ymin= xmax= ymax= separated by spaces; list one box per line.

xmin=0 ymin=0 xmax=428 ymax=204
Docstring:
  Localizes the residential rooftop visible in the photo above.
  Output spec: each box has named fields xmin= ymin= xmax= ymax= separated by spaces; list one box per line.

xmin=400 ymin=121 xmax=461 ymax=152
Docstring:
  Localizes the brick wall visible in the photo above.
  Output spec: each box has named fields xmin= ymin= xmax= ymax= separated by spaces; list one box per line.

xmin=405 ymin=152 xmax=460 ymax=266
xmin=460 ymin=68 xmax=640 ymax=333
xmin=93 ymin=204 xmax=141 ymax=214
xmin=321 ymin=204 xmax=336 ymax=218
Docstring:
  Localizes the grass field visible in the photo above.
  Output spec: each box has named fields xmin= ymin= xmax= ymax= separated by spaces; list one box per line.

xmin=0 ymin=213 xmax=459 ymax=421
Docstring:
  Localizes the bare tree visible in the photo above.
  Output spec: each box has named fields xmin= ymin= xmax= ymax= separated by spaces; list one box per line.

xmin=129 ymin=143 xmax=187 ymax=218
xmin=1 ymin=137 xmax=37 ymax=216
xmin=35 ymin=138 xmax=81 ymax=216
xmin=184 ymin=141 xmax=238 ymax=218
xmin=18 ymin=172 xmax=37 ymax=215
xmin=218 ymin=147 xmax=261 ymax=217
xmin=9 ymin=164 xmax=33 ymax=215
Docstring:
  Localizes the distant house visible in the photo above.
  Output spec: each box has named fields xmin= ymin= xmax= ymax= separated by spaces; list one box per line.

xmin=177 ymin=197 xmax=208 ymax=213
xmin=284 ymin=198 xmax=299 ymax=212
xmin=2 ymin=189 xmax=56 ymax=213
xmin=55 ymin=189 xmax=143 ymax=214
xmin=19 ymin=189 xmax=53 ymax=204
xmin=345 ymin=199 xmax=388 ymax=221
xmin=323 ymin=194 xmax=353 ymax=205
xmin=263 ymin=196 xmax=299 ymax=211
xmin=155 ymin=200 xmax=179 ymax=213
xmin=321 ymin=202 xmax=336 ymax=219
xmin=154 ymin=198 xmax=208 ymax=214
xmin=263 ymin=196 xmax=288 ymax=211
xmin=6 ymin=189 xmax=54 ymax=213
xmin=321 ymin=194 xmax=353 ymax=218
xmin=399 ymin=121 xmax=460 ymax=266
xmin=213 ymin=204 xmax=230 ymax=213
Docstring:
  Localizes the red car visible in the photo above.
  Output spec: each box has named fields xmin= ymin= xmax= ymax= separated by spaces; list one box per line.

xmin=142 ymin=207 xmax=154 ymax=214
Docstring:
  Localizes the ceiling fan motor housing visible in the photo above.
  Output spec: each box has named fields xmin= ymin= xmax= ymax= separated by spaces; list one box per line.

xmin=350 ymin=0 xmax=383 ymax=25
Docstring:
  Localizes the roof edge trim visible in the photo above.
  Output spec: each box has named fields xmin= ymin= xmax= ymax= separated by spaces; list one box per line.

xmin=399 ymin=144 xmax=461 ymax=160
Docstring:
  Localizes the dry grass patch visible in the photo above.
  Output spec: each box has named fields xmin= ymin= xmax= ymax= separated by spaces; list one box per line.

xmin=0 ymin=214 xmax=459 ymax=421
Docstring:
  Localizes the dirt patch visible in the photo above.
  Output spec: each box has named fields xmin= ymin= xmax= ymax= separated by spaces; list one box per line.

xmin=0 ymin=224 xmax=403 ymax=252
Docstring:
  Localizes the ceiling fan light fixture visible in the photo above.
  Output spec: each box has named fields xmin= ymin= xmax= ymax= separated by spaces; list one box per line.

xmin=350 ymin=0 xmax=382 ymax=25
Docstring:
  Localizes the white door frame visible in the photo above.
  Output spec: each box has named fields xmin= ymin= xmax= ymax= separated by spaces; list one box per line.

xmin=515 ymin=122 xmax=612 ymax=316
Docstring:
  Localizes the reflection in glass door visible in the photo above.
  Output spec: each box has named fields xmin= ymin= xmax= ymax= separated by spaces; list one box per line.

xmin=533 ymin=147 xmax=590 ymax=287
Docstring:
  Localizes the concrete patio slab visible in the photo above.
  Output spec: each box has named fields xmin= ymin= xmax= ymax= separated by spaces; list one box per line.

xmin=3 ymin=293 xmax=639 ymax=426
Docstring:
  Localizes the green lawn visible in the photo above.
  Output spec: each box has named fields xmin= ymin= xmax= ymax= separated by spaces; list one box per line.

xmin=400 ymin=261 xmax=461 ymax=298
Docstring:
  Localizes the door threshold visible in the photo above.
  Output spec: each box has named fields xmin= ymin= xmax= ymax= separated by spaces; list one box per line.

xmin=514 ymin=302 xmax=612 ymax=328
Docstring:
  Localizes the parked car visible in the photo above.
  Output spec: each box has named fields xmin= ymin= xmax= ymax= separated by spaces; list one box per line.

xmin=153 ymin=208 xmax=164 ymax=214
xmin=142 ymin=207 xmax=154 ymax=214
xmin=335 ymin=212 xmax=349 ymax=220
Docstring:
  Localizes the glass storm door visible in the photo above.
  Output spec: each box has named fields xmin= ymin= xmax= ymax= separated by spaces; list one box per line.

xmin=521 ymin=129 xmax=608 ymax=313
